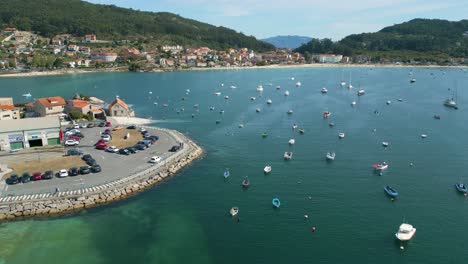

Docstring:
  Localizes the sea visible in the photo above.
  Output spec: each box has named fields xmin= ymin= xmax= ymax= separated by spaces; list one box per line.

xmin=0 ymin=67 xmax=467 ymax=264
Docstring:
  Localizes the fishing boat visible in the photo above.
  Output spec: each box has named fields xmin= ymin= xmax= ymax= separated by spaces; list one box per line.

xmin=223 ymin=168 xmax=230 ymax=178
xmin=257 ymin=85 xmax=264 ymax=92
xmin=272 ymin=198 xmax=281 ymax=208
xmin=287 ymin=110 xmax=293 ymax=115
xmin=284 ymin=90 xmax=290 ymax=96
xmin=230 ymin=207 xmax=239 ymax=216
xmin=455 ymin=182 xmax=467 ymax=193
xmin=296 ymin=82 xmax=302 ymax=87
xmin=444 ymin=98 xmax=457 ymax=109
xmin=284 ymin=152 xmax=293 ymax=160
xmin=264 ymin=166 xmax=272 ymax=174
xmin=261 ymin=132 xmax=268 ymax=138
xmin=323 ymin=111 xmax=331 ymax=118
xmin=256 ymin=108 xmax=261 ymax=113
xmin=338 ymin=132 xmax=345 ymax=138
xmin=242 ymin=176 xmax=250 ymax=188
xmin=299 ymin=129 xmax=305 ymax=134
xmin=384 ymin=186 xmax=398 ymax=197
xmin=382 ymin=141 xmax=389 ymax=147
xmin=321 ymin=87 xmax=328 ymax=94
xmin=250 ymin=97 xmax=256 ymax=101
xmin=395 ymin=223 xmax=416 ymax=241
xmin=357 ymin=89 xmax=365 ymax=96
xmin=22 ymin=93 xmax=32 ymax=97
xmin=266 ymin=99 xmax=272 ymax=105
xmin=373 ymin=162 xmax=389 ymax=170
xmin=326 ymin=152 xmax=336 ymax=161
xmin=288 ymin=138 xmax=295 ymax=145
xmin=214 ymin=92 xmax=221 ymax=96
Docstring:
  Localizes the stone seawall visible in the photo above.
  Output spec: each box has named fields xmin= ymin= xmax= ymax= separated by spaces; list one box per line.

xmin=0 ymin=128 xmax=203 ymax=221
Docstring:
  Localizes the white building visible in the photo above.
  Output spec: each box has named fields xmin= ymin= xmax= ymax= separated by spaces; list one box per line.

xmin=314 ymin=54 xmax=343 ymax=63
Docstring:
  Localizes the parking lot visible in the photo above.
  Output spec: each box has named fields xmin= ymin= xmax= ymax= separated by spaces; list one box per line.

xmin=1 ymin=125 xmax=179 ymax=196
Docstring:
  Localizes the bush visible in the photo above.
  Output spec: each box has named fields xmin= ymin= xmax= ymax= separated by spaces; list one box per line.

xmin=69 ymin=110 xmax=84 ymax=120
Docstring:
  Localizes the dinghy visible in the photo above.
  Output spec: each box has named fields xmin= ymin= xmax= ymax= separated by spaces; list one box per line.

xmin=384 ymin=185 xmax=398 ymax=197
xmin=230 ymin=207 xmax=239 ymax=216
xmin=264 ymin=166 xmax=272 ymax=174
xmin=284 ymin=152 xmax=293 ymax=160
xmin=242 ymin=176 xmax=250 ymax=188
xmin=272 ymin=198 xmax=281 ymax=208
xmin=455 ymin=182 xmax=468 ymax=193
xmin=326 ymin=152 xmax=335 ymax=161
xmin=223 ymin=168 xmax=230 ymax=178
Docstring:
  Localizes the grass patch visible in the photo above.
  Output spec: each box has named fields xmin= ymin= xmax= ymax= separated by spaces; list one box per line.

xmin=5 ymin=156 xmax=86 ymax=178
xmin=108 ymin=128 xmax=144 ymax=149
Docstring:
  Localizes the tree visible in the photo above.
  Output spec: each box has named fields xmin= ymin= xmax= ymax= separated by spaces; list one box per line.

xmin=8 ymin=60 xmax=16 ymax=68
xmin=69 ymin=110 xmax=84 ymax=120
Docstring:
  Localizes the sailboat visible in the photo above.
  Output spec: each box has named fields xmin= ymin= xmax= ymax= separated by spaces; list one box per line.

xmin=444 ymin=87 xmax=458 ymax=109
xmin=22 ymin=92 xmax=32 ymax=97
xmin=348 ymin=73 xmax=353 ymax=89
xmin=340 ymin=69 xmax=346 ymax=86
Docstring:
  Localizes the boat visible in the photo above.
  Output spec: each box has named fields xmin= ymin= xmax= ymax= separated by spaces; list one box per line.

xmin=348 ymin=73 xmax=353 ymax=89
xmin=323 ymin=111 xmax=331 ymax=118
xmin=340 ymin=81 xmax=346 ymax=87
xmin=421 ymin=134 xmax=427 ymax=139
xmin=373 ymin=162 xmax=389 ymax=170
xmin=382 ymin=142 xmax=389 ymax=147
xmin=219 ymin=110 xmax=224 ymax=114
xmin=256 ymin=108 xmax=261 ymax=113
xmin=384 ymin=186 xmax=398 ymax=197
xmin=433 ymin=115 xmax=441 ymax=120
xmin=186 ymin=89 xmax=190 ymax=93
xmin=264 ymin=166 xmax=272 ymax=174
xmin=230 ymin=207 xmax=239 ymax=216
xmin=299 ymin=129 xmax=305 ymax=134
xmin=357 ymin=89 xmax=365 ymax=96
xmin=250 ymin=97 xmax=256 ymax=101
xmin=149 ymin=91 xmax=153 ymax=94
xmin=242 ymin=176 xmax=250 ymax=188
xmin=230 ymin=85 xmax=237 ymax=89
xmin=284 ymin=152 xmax=293 ymax=160
xmin=386 ymin=100 xmax=392 ymax=105
xmin=338 ymin=132 xmax=345 ymax=138
xmin=351 ymin=101 xmax=356 ymax=106
xmin=22 ymin=93 xmax=32 ymax=97
xmin=224 ymin=95 xmax=229 ymax=100
xmin=284 ymin=90 xmax=290 ymax=96
xmin=455 ymin=182 xmax=467 ymax=193
xmin=272 ymin=198 xmax=281 ymax=208
xmin=329 ymin=123 xmax=335 ymax=127
xmin=238 ymin=124 xmax=244 ymax=128
xmin=209 ymin=106 xmax=215 ymax=111
xmin=163 ymin=103 xmax=169 ymax=107
xmin=291 ymin=77 xmax=295 ymax=80
xmin=288 ymin=138 xmax=295 ymax=145
xmin=215 ymin=120 xmax=221 ymax=124
xmin=410 ymin=78 xmax=416 ymax=83
xmin=395 ymin=223 xmax=416 ymax=241
xmin=215 ymin=92 xmax=221 ymax=96
xmin=326 ymin=152 xmax=335 ymax=161
xmin=221 ymin=83 xmax=224 ymax=87
xmin=287 ymin=110 xmax=293 ymax=115
xmin=193 ymin=104 xmax=199 ymax=108
xmin=261 ymin=132 xmax=268 ymax=138
xmin=223 ymin=168 xmax=230 ymax=178
xmin=292 ymin=124 xmax=298 ymax=130
xmin=266 ymin=99 xmax=272 ymax=105
xmin=321 ymin=87 xmax=328 ymax=94
xmin=257 ymin=85 xmax=264 ymax=92
xmin=398 ymin=98 xmax=403 ymax=102
xmin=296 ymin=82 xmax=302 ymax=87
xmin=276 ymin=86 xmax=281 ymax=90
xmin=444 ymin=98 xmax=457 ymax=109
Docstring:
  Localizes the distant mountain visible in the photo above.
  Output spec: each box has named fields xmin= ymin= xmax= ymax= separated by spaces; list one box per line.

xmin=262 ymin=36 xmax=312 ymax=48
xmin=0 ymin=0 xmax=274 ymax=51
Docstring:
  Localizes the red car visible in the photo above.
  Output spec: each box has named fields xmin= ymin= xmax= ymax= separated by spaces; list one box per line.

xmin=32 ymin=172 xmax=42 ymax=181
xmin=67 ymin=135 xmax=81 ymax=141
xmin=96 ymin=143 xmax=107 ymax=150
xmin=104 ymin=129 xmax=111 ymax=134
xmin=105 ymin=121 xmax=111 ymax=127
xmin=95 ymin=139 xmax=106 ymax=145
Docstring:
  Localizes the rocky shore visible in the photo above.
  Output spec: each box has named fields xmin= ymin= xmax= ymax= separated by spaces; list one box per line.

xmin=0 ymin=128 xmax=203 ymax=221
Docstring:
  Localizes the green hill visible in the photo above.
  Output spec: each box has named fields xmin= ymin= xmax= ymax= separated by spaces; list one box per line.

xmin=0 ymin=0 xmax=274 ymax=51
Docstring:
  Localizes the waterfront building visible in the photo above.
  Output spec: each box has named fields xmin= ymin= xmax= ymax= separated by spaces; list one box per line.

xmin=108 ymin=97 xmax=135 ymax=117
xmin=314 ymin=54 xmax=343 ymax=63
xmin=33 ymin=96 xmax=66 ymax=117
xmin=0 ymin=116 xmax=61 ymax=151
xmin=91 ymin=52 xmax=118 ymax=62
xmin=65 ymin=100 xmax=91 ymax=115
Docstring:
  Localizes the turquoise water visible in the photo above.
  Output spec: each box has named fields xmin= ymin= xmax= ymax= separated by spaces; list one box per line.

xmin=0 ymin=67 xmax=467 ymax=263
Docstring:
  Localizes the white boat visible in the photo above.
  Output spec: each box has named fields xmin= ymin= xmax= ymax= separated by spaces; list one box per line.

xmin=288 ymin=138 xmax=295 ymax=145
xmin=22 ymin=93 xmax=32 ymax=97
xmin=250 ymin=97 xmax=256 ymax=101
xmin=338 ymin=132 xmax=345 ymax=139
xmin=386 ymin=100 xmax=392 ymax=105
xmin=266 ymin=99 xmax=272 ymax=105
xmin=382 ymin=141 xmax=389 ymax=147
xmin=296 ymin=82 xmax=302 ymax=87
xmin=291 ymin=77 xmax=295 ymax=80
xmin=398 ymin=98 xmax=403 ymax=102
xmin=230 ymin=207 xmax=239 ymax=216
xmin=348 ymin=84 xmax=353 ymax=89
xmin=238 ymin=124 xmax=244 ymax=128
xmin=264 ymin=166 xmax=272 ymax=173
xmin=149 ymin=91 xmax=153 ymax=94
xmin=292 ymin=124 xmax=298 ymax=130
xmin=373 ymin=162 xmax=388 ymax=170
xmin=321 ymin=87 xmax=328 ymax=94
xmin=287 ymin=109 xmax=293 ymax=115
xmin=257 ymin=85 xmax=264 ymax=92
xmin=230 ymin=85 xmax=237 ymax=89
xmin=410 ymin=78 xmax=416 ymax=83
xmin=444 ymin=98 xmax=457 ymax=109
xmin=340 ymin=81 xmax=346 ymax=87
xmin=395 ymin=223 xmax=416 ymax=241
xmin=326 ymin=152 xmax=336 ymax=160
xmin=256 ymin=108 xmax=261 ymax=113
xmin=224 ymin=95 xmax=229 ymax=99
xmin=224 ymin=169 xmax=230 ymax=178
xmin=276 ymin=86 xmax=281 ymax=90
xmin=351 ymin=101 xmax=356 ymax=106
xmin=186 ymin=89 xmax=191 ymax=93
xmin=209 ymin=106 xmax=215 ymax=111
xmin=357 ymin=89 xmax=365 ymax=96
xmin=421 ymin=134 xmax=427 ymax=138
xmin=284 ymin=152 xmax=293 ymax=160
xmin=284 ymin=90 xmax=290 ymax=96
xmin=214 ymin=92 xmax=221 ymax=96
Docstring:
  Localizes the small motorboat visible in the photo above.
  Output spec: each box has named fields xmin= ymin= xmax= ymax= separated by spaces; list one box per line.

xmin=163 ymin=104 xmax=169 ymax=107
xmin=256 ymin=108 xmax=261 ymax=113
xmin=288 ymin=138 xmax=295 ymax=145
xmin=382 ymin=142 xmax=389 ymax=147
xmin=224 ymin=95 xmax=229 ymax=100
xmin=410 ymin=78 xmax=416 ymax=83
xmin=276 ymin=86 xmax=281 ymax=90
xmin=264 ymin=166 xmax=272 ymax=174
xmin=219 ymin=110 xmax=225 ymax=114
xmin=287 ymin=110 xmax=294 ymax=115
xmin=250 ymin=97 xmax=256 ymax=101
xmin=193 ymin=104 xmax=199 ymax=108
xmin=257 ymin=85 xmax=264 ymax=92
xmin=323 ymin=111 xmax=331 ymax=118
xmin=223 ymin=168 xmax=230 ymax=178
xmin=215 ymin=92 xmax=221 ymax=96
xmin=22 ymin=93 xmax=32 ymax=97
xmin=242 ymin=176 xmax=250 ymax=188
xmin=284 ymin=90 xmax=290 ymax=96
xmin=357 ymin=89 xmax=365 ymax=96
xmin=329 ymin=123 xmax=335 ymax=127
xmin=386 ymin=100 xmax=392 ymax=105
xmin=340 ymin=81 xmax=346 ymax=87
xmin=348 ymin=84 xmax=353 ymax=89
xmin=384 ymin=185 xmax=398 ymax=197
xmin=230 ymin=85 xmax=237 ymax=89
xmin=326 ymin=152 xmax=335 ymax=161
xmin=230 ymin=207 xmax=239 ymax=216
xmin=338 ymin=132 xmax=345 ymax=139
xmin=284 ymin=152 xmax=293 ymax=160
xmin=238 ymin=124 xmax=244 ymax=128
xmin=266 ymin=99 xmax=272 ymax=105
xmin=186 ymin=89 xmax=191 ymax=93
xmin=373 ymin=162 xmax=389 ymax=170
xmin=433 ymin=115 xmax=441 ymax=120
xmin=321 ymin=87 xmax=328 ymax=94
xmin=395 ymin=223 xmax=416 ymax=241
xmin=398 ymin=98 xmax=403 ymax=102
xmin=351 ymin=101 xmax=356 ymax=106
xmin=455 ymin=182 xmax=467 ymax=193
xmin=296 ymin=82 xmax=302 ymax=87
xmin=261 ymin=132 xmax=268 ymax=138
xmin=209 ymin=106 xmax=215 ymax=111
xmin=291 ymin=77 xmax=295 ymax=80
xmin=149 ymin=91 xmax=153 ymax=94
xmin=299 ymin=129 xmax=305 ymax=134
xmin=292 ymin=124 xmax=298 ymax=130
xmin=215 ymin=120 xmax=221 ymax=124
xmin=272 ymin=198 xmax=281 ymax=208
xmin=221 ymin=83 xmax=224 ymax=87
xmin=421 ymin=134 xmax=427 ymax=139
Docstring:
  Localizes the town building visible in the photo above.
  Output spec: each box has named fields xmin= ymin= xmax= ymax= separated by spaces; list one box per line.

xmin=0 ymin=116 xmax=61 ymax=151
xmin=314 ymin=54 xmax=343 ymax=63
xmin=108 ymin=97 xmax=135 ymax=117
xmin=162 ymin=45 xmax=184 ymax=54
xmin=33 ymin=96 xmax=66 ymax=117
xmin=65 ymin=100 xmax=91 ymax=115
xmin=83 ymin=34 xmax=97 ymax=43
xmin=0 ymin=105 xmax=20 ymax=120
xmin=2 ymin=27 xmax=17 ymax=34
xmin=91 ymin=52 xmax=118 ymax=62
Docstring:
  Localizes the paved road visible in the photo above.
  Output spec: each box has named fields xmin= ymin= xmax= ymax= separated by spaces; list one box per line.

xmin=1 ymin=126 xmax=179 ymax=196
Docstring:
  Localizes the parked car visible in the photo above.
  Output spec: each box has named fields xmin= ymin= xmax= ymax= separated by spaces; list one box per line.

xmin=87 ymin=123 xmax=95 ymax=128
xmin=32 ymin=172 xmax=42 ymax=181
xmin=104 ymin=129 xmax=111 ymax=134
xmin=98 ymin=122 xmax=106 ymax=127
xmin=42 ymin=170 xmax=54 ymax=180
xmin=105 ymin=121 xmax=112 ymax=127
xmin=65 ymin=139 xmax=80 ymax=146
xmin=149 ymin=156 xmax=162 ymax=163
xmin=118 ymin=148 xmax=130 ymax=155
xmin=82 ymin=154 xmax=93 ymax=162
xmin=90 ymin=164 xmax=102 ymax=173
xmin=139 ymin=127 xmax=147 ymax=133
xmin=86 ymin=159 xmax=98 ymax=166
xmin=80 ymin=166 xmax=91 ymax=175
xmin=59 ymin=169 xmax=69 ymax=177
xmin=134 ymin=144 xmax=146 ymax=151
xmin=72 ymin=132 xmax=84 ymax=138
xmin=6 ymin=174 xmax=19 ymax=185
xmin=127 ymin=125 xmax=136 ymax=129
xmin=69 ymin=167 xmax=79 ymax=176
xmin=126 ymin=147 xmax=137 ymax=154
xmin=137 ymin=140 xmax=151 ymax=148
xmin=105 ymin=146 xmax=119 ymax=153
xmin=101 ymin=134 xmax=111 ymax=142
xmin=169 ymin=145 xmax=181 ymax=152
xmin=66 ymin=148 xmax=83 ymax=156
xmin=73 ymin=124 xmax=80 ymax=129
xmin=79 ymin=123 xmax=87 ymax=128
xmin=21 ymin=172 xmax=31 ymax=183
xmin=96 ymin=143 xmax=108 ymax=150
xmin=95 ymin=139 xmax=106 ymax=146
xmin=67 ymin=135 xmax=82 ymax=141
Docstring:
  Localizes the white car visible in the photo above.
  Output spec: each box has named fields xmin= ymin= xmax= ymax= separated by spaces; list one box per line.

xmin=59 ymin=169 xmax=69 ymax=177
xmin=101 ymin=134 xmax=111 ymax=141
xmin=105 ymin=146 xmax=119 ymax=153
xmin=79 ymin=123 xmax=87 ymax=128
xmin=149 ymin=156 xmax=162 ymax=163
xmin=73 ymin=124 xmax=80 ymax=129
xmin=65 ymin=139 xmax=79 ymax=146
xmin=139 ymin=127 xmax=147 ymax=133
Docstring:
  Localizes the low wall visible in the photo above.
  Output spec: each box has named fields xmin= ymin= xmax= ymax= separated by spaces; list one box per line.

xmin=0 ymin=127 xmax=203 ymax=221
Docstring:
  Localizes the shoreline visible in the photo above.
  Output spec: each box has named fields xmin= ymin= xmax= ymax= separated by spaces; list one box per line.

xmin=0 ymin=124 xmax=203 ymax=221
xmin=1 ymin=63 xmax=466 ymax=78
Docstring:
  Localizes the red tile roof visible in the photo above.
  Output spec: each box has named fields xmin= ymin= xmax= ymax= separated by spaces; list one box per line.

xmin=0 ymin=105 xmax=16 ymax=110
xmin=67 ymin=100 xmax=89 ymax=109
xmin=36 ymin=96 xmax=66 ymax=107
xmin=109 ymin=98 xmax=129 ymax=110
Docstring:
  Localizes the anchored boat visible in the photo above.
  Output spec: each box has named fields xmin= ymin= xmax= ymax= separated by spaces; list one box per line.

xmin=326 ymin=152 xmax=335 ymax=161
xmin=395 ymin=223 xmax=416 ymax=241
xmin=272 ymin=198 xmax=281 ymax=208
xmin=455 ymin=182 xmax=467 ymax=193
xmin=284 ymin=152 xmax=293 ymax=160
xmin=242 ymin=176 xmax=250 ymax=188
xmin=264 ymin=166 xmax=272 ymax=174
xmin=230 ymin=207 xmax=239 ymax=216
xmin=384 ymin=185 xmax=398 ymax=197
xmin=373 ymin=162 xmax=389 ymax=170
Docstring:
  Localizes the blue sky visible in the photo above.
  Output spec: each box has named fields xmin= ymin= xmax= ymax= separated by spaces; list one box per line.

xmin=86 ymin=0 xmax=468 ymax=40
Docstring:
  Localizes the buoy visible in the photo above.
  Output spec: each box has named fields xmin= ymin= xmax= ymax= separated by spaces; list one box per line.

xmin=312 ymin=226 xmax=316 ymax=232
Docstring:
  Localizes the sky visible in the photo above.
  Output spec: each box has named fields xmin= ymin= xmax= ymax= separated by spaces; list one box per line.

xmin=86 ymin=0 xmax=468 ymax=40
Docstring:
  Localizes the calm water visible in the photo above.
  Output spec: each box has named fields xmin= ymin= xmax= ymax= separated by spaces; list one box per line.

xmin=0 ymin=67 xmax=467 ymax=264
